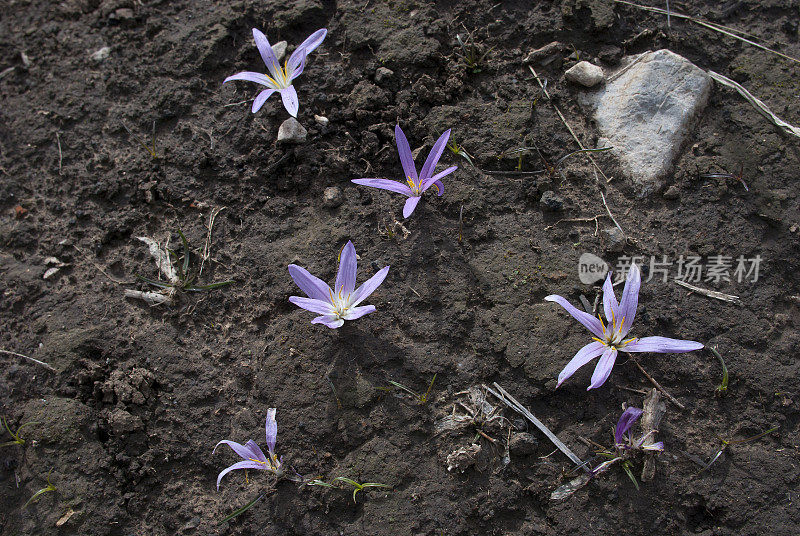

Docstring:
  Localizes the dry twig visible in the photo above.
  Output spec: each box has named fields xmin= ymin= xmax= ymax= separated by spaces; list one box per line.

xmin=674 ymin=280 xmax=742 ymax=304
xmin=0 ymin=348 xmax=55 ymax=372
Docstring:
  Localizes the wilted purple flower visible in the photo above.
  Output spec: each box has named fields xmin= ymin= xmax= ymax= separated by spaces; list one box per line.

xmin=352 ymin=125 xmax=457 ymax=218
xmin=288 ymin=241 xmax=389 ymax=329
xmin=614 ymin=407 xmax=664 ymax=452
xmin=224 ymin=28 xmax=327 ymax=117
xmin=546 ymin=263 xmax=704 ymax=390
xmin=214 ymin=408 xmax=282 ymax=490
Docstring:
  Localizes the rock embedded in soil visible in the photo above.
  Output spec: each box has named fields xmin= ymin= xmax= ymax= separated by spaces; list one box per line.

xmin=539 ymin=190 xmax=564 ymax=211
xmin=603 ymin=227 xmax=626 ymax=252
xmin=586 ymin=49 xmax=712 ymax=197
xmin=565 ymin=61 xmax=604 ymax=87
xmin=271 ymin=41 xmax=287 ymax=63
xmin=277 ymin=117 xmax=307 ymax=144
xmin=313 ymin=114 xmax=329 ymax=126
xmin=375 ymin=66 xmax=394 ymax=83
xmin=322 ymin=186 xmax=343 ymax=208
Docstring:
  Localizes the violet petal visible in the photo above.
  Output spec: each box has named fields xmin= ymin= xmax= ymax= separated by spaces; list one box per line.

xmin=252 ymin=28 xmax=280 ymax=78
xmin=614 ymin=407 xmax=643 ymax=445
xmin=288 ymin=264 xmax=332 ymax=301
xmin=252 ymin=89 xmax=277 ymax=113
xmin=557 ymin=341 xmax=606 ymax=387
xmin=311 ymin=314 xmax=345 ymax=329
xmin=602 ymin=272 xmax=619 ymax=323
xmin=588 ymin=346 xmax=618 ymax=390
xmin=394 ymin=124 xmax=418 ymax=182
xmin=265 ymin=408 xmax=277 ymax=454
xmin=618 ymin=263 xmax=641 ymax=336
xmin=335 ymin=241 xmax=357 ymax=296
xmin=419 ymin=129 xmax=451 ymax=182
xmin=421 ymin=165 xmax=457 ymax=194
xmin=213 ymin=439 xmax=253 ymax=460
xmin=544 ymin=295 xmax=605 ymax=338
xmin=623 ymin=336 xmax=704 ymax=353
xmin=279 ymin=85 xmax=299 ymax=117
xmin=289 ymin=296 xmax=335 ymax=315
xmin=342 ymin=304 xmax=376 ymax=320
xmin=224 ymin=71 xmax=272 ymax=87
xmin=216 ymin=460 xmax=266 ymax=490
xmin=351 ymin=178 xmax=413 ymax=196
xmin=403 ymin=196 xmax=421 ymax=218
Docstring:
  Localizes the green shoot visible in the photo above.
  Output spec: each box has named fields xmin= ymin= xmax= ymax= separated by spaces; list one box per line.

xmin=455 ymin=31 xmax=493 ymax=73
xmin=136 ymin=229 xmax=234 ymax=293
xmin=331 ymin=477 xmax=391 ymax=503
xmin=706 ymin=345 xmax=729 ymax=396
xmin=121 ymin=120 xmax=160 ymax=159
xmin=446 ymin=140 xmax=475 ymax=167
xmin=23 ymin=470 xmax=56 ymax=509
xmin=1 ymin=418 xmax=39 ymax=447
xmin=387 ymin=374 xmax=436 ymax=404
xmin=699 ymin=426 xmax=779 ymax=473
xmin=621 ymin=461 xmax=639 ymax=490
xmin=217 ymin=494 xmax=263 ymax=525
xmin=494 ymin=146 xmax=612 ymax=177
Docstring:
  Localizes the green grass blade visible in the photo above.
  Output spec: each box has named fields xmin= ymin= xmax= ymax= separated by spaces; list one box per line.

xmin=177 ymin=229 xmax=191 ymax=277
xmin=217 ymin=494 xmax=263 ymax=525
xmin=135 ymin=274 xmax=173 ymax=289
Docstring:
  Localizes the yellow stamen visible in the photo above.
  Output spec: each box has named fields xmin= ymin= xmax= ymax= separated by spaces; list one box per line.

xmin=591 ymin=337 xmax=605 ymax=345
xmin=597 ymin=314 xmax=606 ymax=336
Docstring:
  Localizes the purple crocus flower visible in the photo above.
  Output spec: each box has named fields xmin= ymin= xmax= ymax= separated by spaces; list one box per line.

xmin=352 ymin=125 xmax=457 ymax=218
xmin=224 ymin=28 xmax=327 ymax=117
xmin=214 ymin=408 xmax=282 ymax=490
xmin=614 ymin=407 xmax=664 ymax=452
xmin=546 ymin=263 xmax=704 ymax=390
xmin=288 ymin=241 xmax=389 ymax=329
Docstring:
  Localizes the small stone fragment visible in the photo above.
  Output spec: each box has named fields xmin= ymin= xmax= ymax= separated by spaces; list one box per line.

xmin=509 ymin=432 xmax=539 ymax=456
xmin=375 ymin=66 xmax=394 ymax=83
xmin=314 ymin=114 xmax=329 ymax=126
xmin=90 ymin=46 xmax=111 ymax=62
xmin=663 ymin=185 xmax=680 ymax=200
xmin=322 ymin=186 xmax=343 ymax=208
xmin=277 ymin=118 xmax=307 ymax=144
xmin=446 ymin=443 xmax=481 ymax=472
xmin=271 ymin=41 xmax=287 ymax=63
xmin=523 ymin=41 xmax=566 ymax=65
xmin=565 ymin=61 xmax=604 ymax=87
xmin=112 ymin=7 xmax=134 ymax=20
xmin=539 ymin=191 xmax=564 ymax=211
xmin=602 ymin=227 xmax=626 ymax=252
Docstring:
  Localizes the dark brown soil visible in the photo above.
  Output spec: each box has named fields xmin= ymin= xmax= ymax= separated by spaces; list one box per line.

xmin=1 ymin=0 xmax=799 ymax=534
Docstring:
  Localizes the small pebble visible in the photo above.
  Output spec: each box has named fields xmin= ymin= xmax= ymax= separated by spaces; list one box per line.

xmin=272 ymin=41 xmax=287 ymax=63
xmin=314 ymin=114 xmax=329 ymax=126
xmin=663 ymin=185 xmax=680 ymax=200
xmin=90 ymin=46 xmax=111 ymax=62
xmin=322 ymin=186 xmax=343 ymax=208
xmin=375 ymin=67 xmax=394 ymax=83
xmin=603 ymin=227 xmax=626 ymax=252
xmin=277 ymin=118 xmax=307 ymax=144
xmin=540 ymin=191 xmax=564 ymax=211
xmin=565 ymin=61 xmax=604 ymax=87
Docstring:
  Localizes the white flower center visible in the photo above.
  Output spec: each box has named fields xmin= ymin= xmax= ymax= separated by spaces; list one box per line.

xmin=330 ymin=287 xmax=353 ymax=319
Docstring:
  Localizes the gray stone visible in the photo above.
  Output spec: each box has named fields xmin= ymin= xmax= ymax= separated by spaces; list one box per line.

xmin=565 ymin=61 xmax=604 ymax=87
xmin=663 ymin=185 xmax=680 ymax=199
xmin=587 ymin=50 xmax=711 ymax=197
xmin=322 ymin=186 xmax=343 ymax=208
xmin=314 ymin=114 xmax=329 ymax=126
xmin=271 ymin=41 xmax=287 ymax=63
xmin=603 ymin=227 xmax=626 ymax=252
xmin=90 ymin=46 xmax=111 ymax=62
xmin=540 ymin=191 xmax=563 ymax=211
xmin=277 ymin=117 xmax=307 ymax=144
xmin=375 ymin=66 xmax=394 ymax=83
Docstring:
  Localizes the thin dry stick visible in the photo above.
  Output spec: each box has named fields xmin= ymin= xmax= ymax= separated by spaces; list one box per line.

xmin=544 ymin=215 xmax=605 ymax=235
xmin=632 ymin=360 xmax=685 ymax=410
xmin=674 ymin=279 xmax=741 ymax=304
xmin=528 ymin=65 xmax=611 ymax=183
xmin=600 ymin=191 xmax=625 ymax=237
xmin=484 ymin=383 xmax=588 ymax=472
xmin=55 ymin=133 xmax=62 ymax=175
xmin=199 ymin=206 xmax=226 ymax=277
xmin=0 ymin=349 xmax=55 ymax=372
